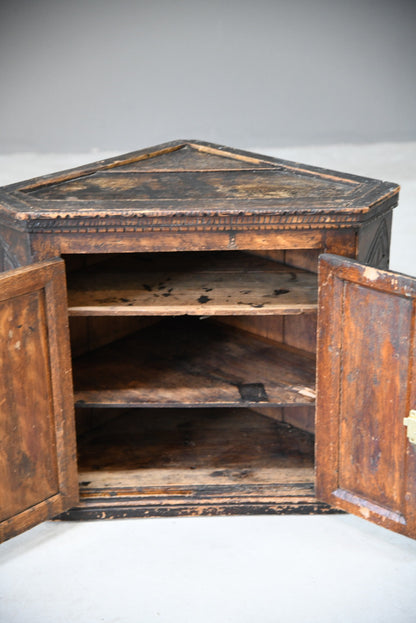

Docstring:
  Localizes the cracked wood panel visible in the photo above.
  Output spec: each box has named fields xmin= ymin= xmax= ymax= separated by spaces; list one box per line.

xmin=73 ymin=318 xmax=316 ymax=408
xmin=66 ymin=251 xmax=317 ymax=316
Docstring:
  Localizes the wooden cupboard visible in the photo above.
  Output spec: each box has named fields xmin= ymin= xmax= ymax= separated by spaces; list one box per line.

xmin=1 ymin=140 xmax=414 ymax=542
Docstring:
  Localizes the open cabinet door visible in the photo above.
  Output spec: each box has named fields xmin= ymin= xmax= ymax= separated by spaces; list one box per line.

xmin=0 ymin=259 xmax=78 ymax=543
xmin=316 ymin=254 xmax=416 ymax=538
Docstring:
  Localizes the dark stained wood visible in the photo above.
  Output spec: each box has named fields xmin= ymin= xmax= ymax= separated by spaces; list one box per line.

xmin=0 ymin=259 xmax=78 ymax=542
xmin=0 ymin=140 xmax=399 ymax=242
xmin=74 ymin=407 xmax=125 ymax=438
xmin=61 ymin=482 xmax=336 ymax=520
xmin=24 ymin=170 xmax=355 ymax=202
xmin=69 ymin=316 xmax=158 ymax=357
xmin=57 ymin=407 xmax=336 ymax=519
xmin=316 ymin=254 xmax=416 ymax=538
xmin=0 ymin=224 xmax=32 ymax=271
xmin=66 ymin=251 xmax=317 ymax=317
xmin=114 ymin=144 xmax=276 ymax=171
xmin=73 ymin=319 xmax=316 ymax=408
xmin=0 ymin=140 xmax=403 ymax=530
xmin=357 ymin=212 xmax=393 ymax=269
xmin=76 ymin=408 xmax=315 ymax=477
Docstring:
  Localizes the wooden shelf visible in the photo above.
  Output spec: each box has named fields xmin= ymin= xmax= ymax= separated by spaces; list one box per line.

xmin=67 ymin=252 xmax=317 ymax=316
xmin=76 ymin=408 xmax=315 ymax=487
xmin=59 ymin=407 xmax=333 ymax=520
xmin=73 ymin=318 xmax=316 ymax=408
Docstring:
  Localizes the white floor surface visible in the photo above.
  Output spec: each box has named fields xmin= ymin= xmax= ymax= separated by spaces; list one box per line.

xmin=0 ymin=143 xmax=415 ymax=623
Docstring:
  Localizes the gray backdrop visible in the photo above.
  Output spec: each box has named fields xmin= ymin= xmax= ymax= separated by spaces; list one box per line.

xmin=1 ymin=0 xmax=415 ymax=153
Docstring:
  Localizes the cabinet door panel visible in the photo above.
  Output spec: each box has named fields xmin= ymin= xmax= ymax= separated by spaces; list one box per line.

xmin=0 ymin=259 xmax=78 ymax=542
xmin=316 ymin=254 xmax=416 ymax=538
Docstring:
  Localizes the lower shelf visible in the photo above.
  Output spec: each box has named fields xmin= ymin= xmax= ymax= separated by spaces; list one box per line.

xmin=59 ymin=408 xmax=337 ymax=519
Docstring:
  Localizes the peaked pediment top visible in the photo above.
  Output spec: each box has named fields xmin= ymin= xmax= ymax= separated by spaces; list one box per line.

xmin=0 ymin=140 xmax=399 ymax=229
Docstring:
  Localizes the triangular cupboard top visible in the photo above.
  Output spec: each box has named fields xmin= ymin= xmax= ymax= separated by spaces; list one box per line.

xmin=0 ymin=140 xmax=399 ymax=233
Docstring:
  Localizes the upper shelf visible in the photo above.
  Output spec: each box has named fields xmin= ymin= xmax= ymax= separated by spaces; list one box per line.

xmin=66 ymin=252 xmax=318 ymax=316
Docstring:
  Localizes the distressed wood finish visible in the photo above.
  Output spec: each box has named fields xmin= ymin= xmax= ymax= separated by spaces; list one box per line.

xmin=0 ymin=224 xmax=32 ymax=271
xmin=316 ymin=255 xmax=416 ymax=538
xmin=73 ymin=319 xmax=316 ymax=408
xmin=67 ymin=251 xmax=317 ymax=317
xmin=62 ymin=483 xmax=336 ymax=520
xmin=0 ymin=260 xmax=78 ymax=542
xmin=0 ymin=140 xmax=403 ymax=529
xmin=0 ymin=140 xmax=399 ymax=252
xmin=59 ymin=408 xmax=335 ymax=519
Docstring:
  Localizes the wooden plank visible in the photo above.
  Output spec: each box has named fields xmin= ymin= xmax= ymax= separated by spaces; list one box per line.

xmin=67 ymin=251 xmax=317 ymax=316
xmin=30 ymin=230 xmax=328 ymax=261
xmin=73 ymin=318 xmax=316 ymax=408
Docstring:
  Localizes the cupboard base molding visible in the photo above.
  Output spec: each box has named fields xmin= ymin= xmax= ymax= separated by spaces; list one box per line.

xmin=59 ymin=484 xmax=339 ymax=521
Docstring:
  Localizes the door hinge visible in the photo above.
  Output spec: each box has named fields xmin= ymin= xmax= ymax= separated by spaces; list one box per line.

xmin=404 ymin=410 xmax=416 ymax=445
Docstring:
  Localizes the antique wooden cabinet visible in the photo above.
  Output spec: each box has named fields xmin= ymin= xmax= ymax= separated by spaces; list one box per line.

xmin=0 ymin=140 xmax=414 ymax=542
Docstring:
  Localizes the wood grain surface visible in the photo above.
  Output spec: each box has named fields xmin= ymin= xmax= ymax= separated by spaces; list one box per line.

xmin=316 ymin=254 xmax=416 ymax=538
xmin=0 ymin=260 xmax=78 ymax=542
xmin=67 ymin=251 xmax=317 ymax=316
xmin=58 ymin=407 xmax=336 ymax=520
xmin=0 ymin=141 xmax=398 ymax=237
xmin=73 ymin=318 xmax=316 ymax=408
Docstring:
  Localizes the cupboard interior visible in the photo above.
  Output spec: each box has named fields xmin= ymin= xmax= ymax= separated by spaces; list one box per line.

xmin=64 ymin=249 xmax=321 ymax=516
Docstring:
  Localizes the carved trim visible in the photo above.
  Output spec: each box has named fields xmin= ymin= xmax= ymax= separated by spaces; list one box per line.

xmin=26 ymin=212 xmax=378 ymax=234
xmin=364 ymin=218 xmax=390 ymax=269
